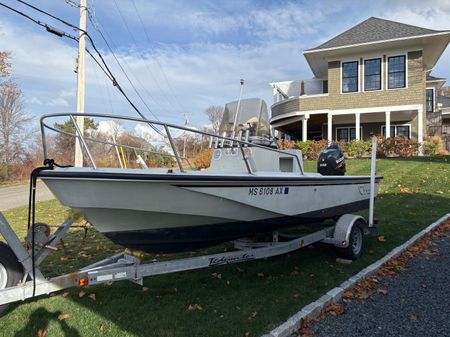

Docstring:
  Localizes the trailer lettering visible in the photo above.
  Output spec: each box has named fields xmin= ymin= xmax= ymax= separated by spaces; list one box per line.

xmin=208 ymin=253 xmax=255 ymax=266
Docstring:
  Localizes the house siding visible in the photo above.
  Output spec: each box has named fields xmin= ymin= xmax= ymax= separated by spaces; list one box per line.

xmin=272 ymin=50 xmax=426 ymax=115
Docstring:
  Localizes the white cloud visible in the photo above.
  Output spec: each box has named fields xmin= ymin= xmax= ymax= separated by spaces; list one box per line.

xmin=47 ymin=97 xmax=69 ymax=107
xmin=97 ymin=120 xmax=124 ymax=138
xmin=134 ymin=124 xmax=165 ymax=143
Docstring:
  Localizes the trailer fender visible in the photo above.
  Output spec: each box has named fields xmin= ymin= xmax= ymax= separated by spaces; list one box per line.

xmin=332 ymin=214 xmax=367 ymax=248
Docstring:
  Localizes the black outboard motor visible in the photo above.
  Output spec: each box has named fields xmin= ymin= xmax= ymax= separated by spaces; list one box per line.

xmin=317 ymin=144 xmax=346 ymax=176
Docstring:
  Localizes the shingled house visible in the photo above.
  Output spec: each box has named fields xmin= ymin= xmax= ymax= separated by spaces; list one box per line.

xmin=269 ymin=17 xmax=450 ymax=150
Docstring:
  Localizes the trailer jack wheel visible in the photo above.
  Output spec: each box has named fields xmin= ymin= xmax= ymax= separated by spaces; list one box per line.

xmin=338 ymin=221 xmax=364 ymax=260
xmin=0 ymin=242 xmax=24 ymax=314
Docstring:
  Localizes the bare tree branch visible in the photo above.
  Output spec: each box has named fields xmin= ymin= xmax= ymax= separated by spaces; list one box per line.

xmin=0 ymin=81 xmax=33 ymax=169
xmin=204 ymin=105 xmax=224 ymax=134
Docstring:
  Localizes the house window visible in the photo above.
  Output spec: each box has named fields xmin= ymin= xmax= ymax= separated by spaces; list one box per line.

xmin=342 ymin=61 xmax=358 ymax=93
xmin=388 ymin=55 xmax=406 ymax=89
xmin=364 ymin=58 xmax=381 ymax=91
xmin=381 ymin=125 xmax=410 ymax=138
xmin=426 ymin=88 xmax=434 ymax=112
xmin=336 ymin=127 xmax=362 ymax=142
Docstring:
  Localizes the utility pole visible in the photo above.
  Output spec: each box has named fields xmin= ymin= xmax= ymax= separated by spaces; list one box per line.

xmin=74 ymin=0 xmax=87 ymax=167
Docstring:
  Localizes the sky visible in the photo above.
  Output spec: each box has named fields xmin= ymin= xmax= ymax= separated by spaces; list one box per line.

xmin=1 ymin=0 xmax=450 ymax=129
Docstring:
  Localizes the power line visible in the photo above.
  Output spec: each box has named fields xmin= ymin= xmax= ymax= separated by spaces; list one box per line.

xmin=86 ymin=14 xmax=163 ymax=118
xmin=130 ymin=0 xmax=187 ymax=113
xmin=111 ymin=0 xmax=181 ymax=115
xmin=3 ymin=0 xmax=164 ymax=135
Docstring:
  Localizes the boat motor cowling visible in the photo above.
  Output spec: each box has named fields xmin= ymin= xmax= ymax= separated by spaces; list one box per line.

xmin=317 ymin=144 xmax=346 ymax=176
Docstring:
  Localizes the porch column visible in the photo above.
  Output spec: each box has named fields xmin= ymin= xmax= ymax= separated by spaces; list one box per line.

xmin=302 ymin=115 xmax=309 ymax=142
xmin=327 ymin=113 xmax=333 ymax=142
xmin=385 ymin=111 xmax=391 ymax=138
xmin=418 ymin=107 xmax=423 ymax=153
xmin=355 ymin=113 xmax=361 ymax=140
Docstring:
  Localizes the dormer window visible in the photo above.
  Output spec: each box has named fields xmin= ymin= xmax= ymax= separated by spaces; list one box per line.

xmin=342 ymin=61 xmax=358 ymax=93
xmin=364 ymin=58 xmax=381 ymax=91
xmin=388 ymin=55 xmax=406 ymax=89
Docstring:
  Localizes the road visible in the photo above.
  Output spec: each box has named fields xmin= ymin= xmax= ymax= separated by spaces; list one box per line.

xmin=0 ymin=182 xmax=54 ymax=211
xmin=297 ymin=229 xmax=450 ymax=337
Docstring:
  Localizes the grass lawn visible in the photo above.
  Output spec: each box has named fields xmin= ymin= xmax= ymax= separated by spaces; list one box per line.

xmin=0 ymin=156 xmax=449 ymax=337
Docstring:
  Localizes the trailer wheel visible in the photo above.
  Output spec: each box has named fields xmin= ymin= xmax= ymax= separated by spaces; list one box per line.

xmin=0 ymin=242 xmax=24 ymax=314
xmin=338 ymin=221 xmax=364 ymax=260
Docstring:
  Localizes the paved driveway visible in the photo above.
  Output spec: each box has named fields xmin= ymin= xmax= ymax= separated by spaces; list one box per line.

xmin=299 ymin=231 xmax=450 ymax=337
xmin=0 ymin=182 xmax=54 ymax=211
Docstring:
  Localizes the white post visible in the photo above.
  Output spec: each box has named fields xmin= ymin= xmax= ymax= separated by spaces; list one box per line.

xmin=327 ymin=113 xmax=333 ymax=142
xmin=418 ymin=107 xmax=423 ymax=155
xmin=74 ymin=0 xmax=87 ymax=167
xmin=302 ymin=116 xmax=308 ymax=142
xmin=385 ymin=111 xmax=391 ymax=138
xmin=369 ymin=136 xmax=377 ymax=227
xmin=355 ymin=113 xmax=360 ymax=140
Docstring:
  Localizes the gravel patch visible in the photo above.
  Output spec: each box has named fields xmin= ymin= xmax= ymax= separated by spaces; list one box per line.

xmin=307 ymin=232 xmax=450 ymax=337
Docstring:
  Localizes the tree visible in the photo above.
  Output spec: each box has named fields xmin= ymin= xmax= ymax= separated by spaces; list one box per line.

xmin=53 ymin=118 xmax=98 ymax=163
xmin=0 ymin=52 xmax=11 ymax=78
xmin=0 ymin=81 xmax=33 ymax=170
xmin=204 ymin=105 xmax=224 ymax=134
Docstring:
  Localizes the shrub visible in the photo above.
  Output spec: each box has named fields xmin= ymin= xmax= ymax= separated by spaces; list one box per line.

xmin=423 ymin=136 xmax=443 ymax=156
xmin=309 ymin=140 xmax=329 ymax=160
xmin=377 ymin=137 xmax=419 ymax=157
xmin=293 ymin=140 xmax=314 ymax=158
xmin=192 ymin=150 xmax=213 ymax=169
xmin=277 ymin=139 xmax=295 ymax=150
xmin=347 ymin=140 xmax=371 ymax=158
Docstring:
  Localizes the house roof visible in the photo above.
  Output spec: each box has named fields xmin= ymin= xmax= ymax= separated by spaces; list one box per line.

xmin=426 ymin=74 xmax=446 ymax=82
xmin=308 ymin=17 xmax=448 ymax=52
xmin=438 ymin=95 xmax=450 ymax=108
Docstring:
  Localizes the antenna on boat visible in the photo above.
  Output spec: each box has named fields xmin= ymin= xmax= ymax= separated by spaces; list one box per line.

xmin=231 ymin=79 xmax=244 ymax=140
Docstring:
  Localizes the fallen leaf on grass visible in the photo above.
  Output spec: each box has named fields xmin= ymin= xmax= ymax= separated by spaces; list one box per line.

xmin=78 ymin=291 xmax=86 ymax=298
xmin=408 ymin=212 xmax=417 ymax=216
xmin=89 ymin=293 xmax=97 ymax=301
xmin=410 ymin=314 xmax=417 ymax=321
xmin=400 ymin=187 xmax=411 ymax=193
xmin=61 ymin=292 xmax=69 ymax=297
xmin=293 ymin=293 xmax=300 ymax=299
xmin=187 ymin=304 xmax=203 ymax=311
xmin=58 ymin=313 xmax=71 ymax=321
xmin=37 ymin=329 xmax=47 ymax=337
xmin=142 ymin=287 xmax=149 ymax=292
xmin=435 ymin=190 xmax=444 ymax=195
xmin=211 ymin=272 xmax=222 ymax=279
xmin=247 ymin=311 xmax=258 ymax=320
xmin=378 ymin=235 xmax=386 ymax=242
xmin=244 ymin=332 xmax=250 ymax=337
xmin=236 ymin=267 xmax=246 ymax=273
xmin=257 ymin=272 xmax=264 ymax=277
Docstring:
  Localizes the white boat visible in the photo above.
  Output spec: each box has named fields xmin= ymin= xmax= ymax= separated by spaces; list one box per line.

xmin=38 ymin=99 xmax=381 ymax=253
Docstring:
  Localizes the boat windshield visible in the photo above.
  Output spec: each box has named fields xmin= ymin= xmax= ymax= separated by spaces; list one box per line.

xmin=218 ymin=98 xmax=270 ymax=138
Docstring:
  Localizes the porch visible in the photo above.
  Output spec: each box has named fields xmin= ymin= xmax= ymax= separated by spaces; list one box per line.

xmin=271 ymin=105 xmax=423 ymax=143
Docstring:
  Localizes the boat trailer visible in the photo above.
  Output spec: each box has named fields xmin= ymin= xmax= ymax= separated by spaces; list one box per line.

xmin=0 ymin=211 xmax=373 ymax=311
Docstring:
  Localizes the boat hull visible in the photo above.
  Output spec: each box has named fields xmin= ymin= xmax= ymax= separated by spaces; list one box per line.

xmin=40 ymin=169 xmax=381 ymax=253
